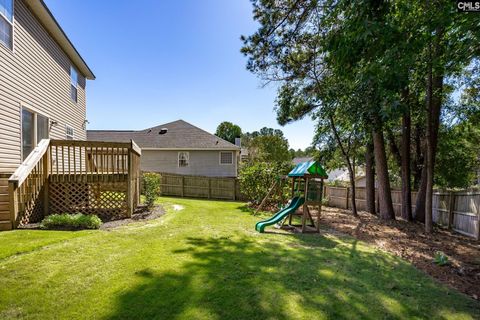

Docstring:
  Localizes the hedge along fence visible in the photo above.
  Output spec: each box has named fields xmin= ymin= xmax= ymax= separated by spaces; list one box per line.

xmin=143 ymin=173 xmax=240 ymax=201
xmin=324 ymin=186 xmax=480 ymax=240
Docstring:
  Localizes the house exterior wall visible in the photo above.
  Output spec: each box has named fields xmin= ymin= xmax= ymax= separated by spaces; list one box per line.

xmin=141 ymin=150 xmax=238 ymax=177
xmin=0 ymin=0 xmax=87 ymax=173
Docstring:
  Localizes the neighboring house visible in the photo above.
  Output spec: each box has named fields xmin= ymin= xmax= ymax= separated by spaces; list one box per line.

xmin=0 ymin=0 xmax=95 ymax=173
xmin=88 ymin=120 xmax=241 ymax=177
xmin=328 ymin=167 xmax=377 ymax=188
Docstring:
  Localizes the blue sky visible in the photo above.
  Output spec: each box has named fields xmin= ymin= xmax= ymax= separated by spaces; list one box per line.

xmin=45 ymin=0 xmax=315 ymax=149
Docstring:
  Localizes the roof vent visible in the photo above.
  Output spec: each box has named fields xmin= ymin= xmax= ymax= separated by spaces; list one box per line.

xmin=159 ymin=128 xmax=168 ymax=135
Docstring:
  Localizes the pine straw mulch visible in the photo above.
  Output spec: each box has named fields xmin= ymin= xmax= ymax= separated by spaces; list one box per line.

xmin=318 ymin=206 xmax=480 ymax=300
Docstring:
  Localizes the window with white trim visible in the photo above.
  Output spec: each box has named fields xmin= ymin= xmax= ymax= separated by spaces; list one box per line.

xmin=0 ymin=0 xmax=13 ymax=49
xmin=66 ymin=125 xmax=74 ymax=140
xmin=220 ymin=151 xmax=233 ymax=165
xmin=21 ymin=107 xmax=49 ymax=160
xmin=178 ymin=152 xmax=189 ymax=167
xmin=70 ymin=66 xmax=78 ymax=102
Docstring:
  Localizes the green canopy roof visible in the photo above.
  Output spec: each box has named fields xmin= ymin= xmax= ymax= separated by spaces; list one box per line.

xmin=288 ymin=161 xmax=328 ymax=178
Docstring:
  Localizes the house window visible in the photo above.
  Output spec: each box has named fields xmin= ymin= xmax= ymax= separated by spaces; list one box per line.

xmin=37 ymin=114 xmax=49 ymax=142
xmin=178 ymin=152 xmax=189 ymax=167
xmin=66 ymin=125 xmax=74 ymax=140
xmin=70 ymin=66 xmax=78 ymax=102
xmin=220 ymin=151 xmax=233 ymax=165
xmin=0 ymin=0 xmax=13 ymax=49
xmin=22 ymin=109 xmax=34 ymax=160
xmin=21 ymin=107 xmax=49 ymax=160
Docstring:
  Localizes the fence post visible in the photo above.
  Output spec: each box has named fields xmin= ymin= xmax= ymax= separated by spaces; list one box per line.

xmin=232 ymin=179 xmax=236 ymax=200
xmin=323 ymin=185 xmax=327 ymax=205
xmin=448 ymin=191 xmax=455 ymax=230
xmin=476 ymin=212 xmax=480 ymax=241
xmin=345 ymin=187 xmax=349 ymax=209
xmin=181 ymin=176 xmax=185 ymax=197
xmin=208 ymin=178 xmax=211 ymax=199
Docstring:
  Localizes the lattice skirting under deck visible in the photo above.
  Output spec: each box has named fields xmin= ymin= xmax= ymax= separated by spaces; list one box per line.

xmin=49 ymin=181 xmax=128 ymax=220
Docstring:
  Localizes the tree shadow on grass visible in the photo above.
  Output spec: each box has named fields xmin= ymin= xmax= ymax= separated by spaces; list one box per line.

xmin=237 ymin=204 xmax=256 ymax=215
xmin=107 ymin=235 xmax=480 ymax=320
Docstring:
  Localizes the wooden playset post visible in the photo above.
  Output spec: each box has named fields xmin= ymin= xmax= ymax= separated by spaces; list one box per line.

xmin=302 ymin=177 xmax=309 ymax=232
xmin=316 ymin=178 xmax=324 ymax=232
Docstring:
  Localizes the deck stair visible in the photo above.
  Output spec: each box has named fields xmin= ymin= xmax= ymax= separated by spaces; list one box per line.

xmin=0 ymin=174 xmax=12 ymax=230
xmin=3 ymin=139 xmax=141 ymax=231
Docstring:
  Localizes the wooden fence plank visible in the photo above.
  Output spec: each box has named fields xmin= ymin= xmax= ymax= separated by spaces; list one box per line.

xmin=324 ymin=185 xmax=480 ymax=239
xmin=156 ymin=173 xmax=238 ymax=201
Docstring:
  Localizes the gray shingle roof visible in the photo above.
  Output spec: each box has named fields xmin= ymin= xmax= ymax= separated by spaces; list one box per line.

xmin=87 ymin=120 xmax=239 ymax=150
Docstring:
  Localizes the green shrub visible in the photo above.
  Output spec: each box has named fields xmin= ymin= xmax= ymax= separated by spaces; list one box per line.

xmin=143 ymin=172 xmax=161 ymax=208
xmin=41 ymin=213 xmax=102 ymax=230
xmin=238 ymin=161 xmax=293 ymax=206
xmin=433 ymin=251 xmax=449 ymax=266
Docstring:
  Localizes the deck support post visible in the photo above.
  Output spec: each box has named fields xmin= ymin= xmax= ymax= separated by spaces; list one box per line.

xmin=43 ymin=147 xmax=50 ymax=217
xmin=126 ymin=149 xmax=134 ymax=218
xmin=8 ymin=183 xmax=18 ymax=229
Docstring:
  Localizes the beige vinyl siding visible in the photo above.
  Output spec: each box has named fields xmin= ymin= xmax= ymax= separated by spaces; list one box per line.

xmin=141 ymin=150 xmax=238 ymax=177
xmin=0 ymin=0 xmax=87 ymax=173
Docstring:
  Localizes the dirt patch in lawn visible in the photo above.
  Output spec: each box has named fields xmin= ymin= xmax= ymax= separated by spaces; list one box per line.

xmin=100 ymin=205 xmax=166 ymax=229
xmin=318 ymin=206 xmax=480 ymax=300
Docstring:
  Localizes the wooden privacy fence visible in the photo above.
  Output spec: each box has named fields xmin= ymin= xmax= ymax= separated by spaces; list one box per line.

xmin=154 ymin=173 xmax=238 ymax=200
xmin=324 ymin=186 xmax=480 ymax=239
xmin=8 ymin=139 xmax=141 ymax=228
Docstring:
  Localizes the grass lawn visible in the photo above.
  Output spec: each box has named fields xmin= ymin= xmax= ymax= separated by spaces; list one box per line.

xmin=0 ymin=198 xmax=478 ymax=320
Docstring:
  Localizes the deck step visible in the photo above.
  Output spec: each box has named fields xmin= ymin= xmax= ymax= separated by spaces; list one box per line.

xmin=0 ymin=221 xmax=12 ymax=231
xmin=0 ymin=179 xmax=8 ymax=187
xmin=0 ymin=186 xmax=8 ymax=194
xmin=0 ymin=194 xmax=8 ymax=202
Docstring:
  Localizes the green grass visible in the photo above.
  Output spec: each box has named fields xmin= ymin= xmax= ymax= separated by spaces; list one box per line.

xmin=0 ymin=197 xmax=478 ymax=320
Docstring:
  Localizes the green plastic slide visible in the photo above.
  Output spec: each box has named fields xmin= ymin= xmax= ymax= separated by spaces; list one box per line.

xmin=255 ymin=197 xmax=305 ymax=233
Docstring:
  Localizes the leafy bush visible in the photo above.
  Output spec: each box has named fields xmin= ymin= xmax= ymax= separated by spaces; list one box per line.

xmin=41 ymin=213 xmax=102 ymax=230
xmin=433 ymin=251 xmax=449 ymax=266
xmin=143 ymin=172 xmax=161 ymax=208
xmin=238 ymin=161 xmax=293 ymax=207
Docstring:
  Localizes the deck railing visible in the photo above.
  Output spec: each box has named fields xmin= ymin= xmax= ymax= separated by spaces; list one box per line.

xmin=8 ymin=139 xmax=141 ymax=228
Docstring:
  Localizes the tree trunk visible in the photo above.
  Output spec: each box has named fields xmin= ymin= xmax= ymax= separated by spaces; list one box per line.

xmin=413 ymin=123 xmax=424 ymax=189
xmin=425 ymin=74 xmax=443 ymax=233
xmin=425 ymin=24 xmax=444 ymax=233
xmin=347 ymin=166 xmax=358 ymax=217
xmin=387 ymin=129 xmax=401 ymax=168
xmin=328 ymin=115 xmax=358 ymax=217
xmin=401 ymin=91 xmax=413 ymax=221
xmin=365 ymin=142 xmax=376 ymax=215
xmin=373 ymin=128 xmax=395 ymax=220
xmin=415 ymin=159 xmax=427 ymax=222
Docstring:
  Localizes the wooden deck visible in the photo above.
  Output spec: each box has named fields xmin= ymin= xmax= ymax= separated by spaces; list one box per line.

xmin=5 ymin=139 xmax=141 ymax=230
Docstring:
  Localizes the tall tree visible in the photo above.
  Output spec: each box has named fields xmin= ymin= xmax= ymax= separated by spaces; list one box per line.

xmin=215 ymin=122 xmax=242 ymax=144
xmin=243 ymin=128 xmax=291 ymax=163
xmin=365 ymin=141 xmax=376 ymax=215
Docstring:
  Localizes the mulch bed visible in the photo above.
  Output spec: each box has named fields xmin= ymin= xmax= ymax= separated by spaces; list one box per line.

xmin=318 ymin=206 xmax=480 ymax=300
xmin=100 ymin=205 xmax=165 ymax=229
xmin=20 ymin=205 xmax=166 ymax=231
